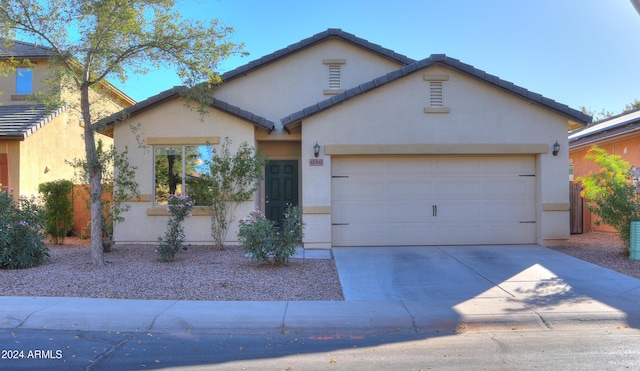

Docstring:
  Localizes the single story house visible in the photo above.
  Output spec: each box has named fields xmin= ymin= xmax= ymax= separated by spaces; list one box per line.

xmin=100 ymin=28 xmax=591 ymax=248
xmin=569 ymin=108 xmax=640 ymax=233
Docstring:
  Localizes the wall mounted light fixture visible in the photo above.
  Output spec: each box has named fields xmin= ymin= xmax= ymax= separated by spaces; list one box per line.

xmin=552 ymin=141 xmax=560 ymax=156
xmin=313 ymin=141 xmax=321 ymax=158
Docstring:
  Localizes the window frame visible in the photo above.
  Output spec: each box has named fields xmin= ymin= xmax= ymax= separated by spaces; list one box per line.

xmin=153 ymin=144 xmax=214 ymax=206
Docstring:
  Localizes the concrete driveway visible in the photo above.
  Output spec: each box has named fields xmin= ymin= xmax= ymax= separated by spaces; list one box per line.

xmin=333 ymin=245 xmax=640 ymax=328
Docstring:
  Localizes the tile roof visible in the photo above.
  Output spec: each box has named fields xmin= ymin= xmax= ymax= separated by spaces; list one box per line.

xmin=221 ymin=28 xmax=415 ymax=82
xmin=282 ymin=54 xmax=592 ymax=130
xmin=96 ymin=86 xmax=275 ymax=133
xmin=569 ymin=108 xmax=640 ymax=148
xmin=0 ymin=40 xmax=57 ymax=59
xmin=0 ymin=104 xmax=67 ymax=140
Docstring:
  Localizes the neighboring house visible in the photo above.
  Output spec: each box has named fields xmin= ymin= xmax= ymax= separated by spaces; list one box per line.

xmin=0 ymin=40 xmax=135 ymax=234
xmin=569 ymin=108 xmax=640 ymax=233
xmin=100 ymin=29 xmax=590 ymax=248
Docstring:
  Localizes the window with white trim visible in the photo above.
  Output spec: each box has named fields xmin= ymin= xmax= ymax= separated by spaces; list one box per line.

xmin=154 ymin=145 xmax=214 ymax=205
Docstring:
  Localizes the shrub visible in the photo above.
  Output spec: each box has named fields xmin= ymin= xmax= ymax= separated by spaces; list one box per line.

xmin=0 ymin=186 xmax=49 ymax=269
xmin=577 ymin=146 xmax=640 ymax=255
xmin=38 ymin=179 xmax=74 ymax=245
xmin=157 ymin=194 xmax=194 ymax=262
xmin=199 ymin=138 xmax=267 ymax=250
xmin=238 ymin=205 xmax=304 ymax=265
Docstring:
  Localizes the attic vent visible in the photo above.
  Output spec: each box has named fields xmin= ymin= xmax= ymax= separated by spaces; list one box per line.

xmin=429 ymin=81 xmax=443 ymax=107
xmin=329 ymin=65 xmax=341 ymax=89
xmin=323 ymin=59 xmax=346 ymax=95
xmin=423 ymin=73 xmax=450 ymax=114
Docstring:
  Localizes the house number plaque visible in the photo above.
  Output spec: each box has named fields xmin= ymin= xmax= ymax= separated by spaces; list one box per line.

xmin=309 ymin=158 xmax=324 ymax=166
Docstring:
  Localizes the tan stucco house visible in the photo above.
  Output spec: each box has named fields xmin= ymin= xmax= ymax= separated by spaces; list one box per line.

xmin=101 ymin=29 xmax=591 ymax=248
xmin=0 ymin=40 xmax=134 ymax=199
xmin=569 ymin=108 xmax=640 ymax=233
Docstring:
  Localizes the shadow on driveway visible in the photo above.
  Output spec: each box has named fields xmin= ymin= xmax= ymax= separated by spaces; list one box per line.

xmin=332 ymin=245 xmax=640 ymax=330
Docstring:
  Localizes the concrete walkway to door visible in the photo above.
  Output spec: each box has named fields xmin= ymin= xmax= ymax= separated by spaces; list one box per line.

xmin=332 ymin=245 xmax=640 ymax=330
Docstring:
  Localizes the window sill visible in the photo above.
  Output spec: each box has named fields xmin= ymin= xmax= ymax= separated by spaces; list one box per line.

xmin=146 ymin=206 xmax=212 ymax=216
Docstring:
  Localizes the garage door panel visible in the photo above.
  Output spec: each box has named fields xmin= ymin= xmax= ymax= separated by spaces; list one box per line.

xmin=387 ymin=202 xmax=434 ymax=221
xmin=332 ymin=202 xmax=386 ymax=223
xmin=484 ymin=177 xmax=535 ymax=199
xmin=332 ymin=158 xmax=383 ymax=176
xmin=332 ymin=156 xmax=537 ymax=246
xmin=332 ymin=180 xmax=385 ymax=200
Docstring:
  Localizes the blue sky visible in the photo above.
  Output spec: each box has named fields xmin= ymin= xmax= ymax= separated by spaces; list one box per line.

xmin=114 ymin=0 xmax=640 ymax=117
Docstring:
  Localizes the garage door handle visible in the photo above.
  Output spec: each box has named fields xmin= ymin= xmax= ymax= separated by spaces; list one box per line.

xmin=432 ymin=204 xmax=437 ymax=217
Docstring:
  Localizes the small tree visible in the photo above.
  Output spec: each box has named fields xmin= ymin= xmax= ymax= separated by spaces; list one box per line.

xmin=38 ymin=179 xmax=74 ymax=245
xmin=577 ymin=146 xmax=640 ymax=254
xmin=68 ymin=140 xmax=140 ymax=251
xmin=201 ymin=138 xmax=266 ymax=250
xmin=0 ymin=0 xmax=244 ymax=266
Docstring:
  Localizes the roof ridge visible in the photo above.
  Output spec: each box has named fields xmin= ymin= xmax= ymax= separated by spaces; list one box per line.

xmin=282 ymin=54 xmax=591 ymax=129
xmin=96 ymin=87 xmax=274 ymax=133
xmin=221 ymin=28 xmax=415 ymax=82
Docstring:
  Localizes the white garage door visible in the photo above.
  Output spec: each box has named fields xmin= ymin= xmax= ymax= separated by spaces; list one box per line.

xmin=331 ymin=156 xmax=536 ymax=246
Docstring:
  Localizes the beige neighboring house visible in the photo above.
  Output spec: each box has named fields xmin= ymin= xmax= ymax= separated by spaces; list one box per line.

xmin=0 ymin=41 xmax=134 ymax=201
xmin=100 ymin=29 xmax=591 ymax=249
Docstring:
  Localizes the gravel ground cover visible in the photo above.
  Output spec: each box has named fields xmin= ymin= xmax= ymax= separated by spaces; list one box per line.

xmin=1 ymin=233 xmax=638 ymax=301
xmin=0 ymin=239 xmax=344 ymax=301
xmin=550 ymin=232 xmax=640 ymax=280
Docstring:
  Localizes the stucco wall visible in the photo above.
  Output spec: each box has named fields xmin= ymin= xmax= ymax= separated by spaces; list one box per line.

xmin=113 ymin=98 xmax=260 ymax=244
xmin=300 ymin=65 xmax=570 ymax=247
xmin=0 ymin=61 xmax=52 ymax=103
xmin=216 ymin=39 xmax=403 ymax=126
xmin=570 ymin=136 xmax=640 ymax=233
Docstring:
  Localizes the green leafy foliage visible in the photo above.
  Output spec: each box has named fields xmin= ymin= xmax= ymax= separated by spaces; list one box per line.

xmin=577 ymin=146 xmax=640 ymax=254
xmin=38 ymin=179 xmax=74 ymax=245
xmin=198 ymin=138 xmax=267 ymax=250
xmin=238 ymin=205 xmax=304 ymax=265
xmin=158 ymin=195 xmax=194 ymax=262
xmin=68 ymin=140 xmax=140 ymax=251
xmin=0 ymin=186 xmax=49 ymax=269
xmin=0 ymin=0 xmax=244 ymax=266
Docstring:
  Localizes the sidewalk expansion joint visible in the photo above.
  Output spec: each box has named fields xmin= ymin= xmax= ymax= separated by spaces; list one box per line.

xmin=400 ymin=300 xmax=419 ymax=333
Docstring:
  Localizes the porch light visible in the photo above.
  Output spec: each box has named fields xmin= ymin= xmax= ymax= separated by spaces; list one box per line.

xmin=313 ymin=141 xmax=321 ymax=158
xmin=552 ymin=141 xmax=560 ymax=156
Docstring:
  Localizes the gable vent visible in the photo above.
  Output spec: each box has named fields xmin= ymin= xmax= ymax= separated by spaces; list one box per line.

xmin=328 ymin=65 xmax=341 ymax=89
xmin=429 ymin=81 xmax=443 ymax=107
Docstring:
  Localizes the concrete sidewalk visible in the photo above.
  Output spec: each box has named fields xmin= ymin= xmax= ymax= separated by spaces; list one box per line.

xmin=1 ymin=245 xmax=639 ymax=334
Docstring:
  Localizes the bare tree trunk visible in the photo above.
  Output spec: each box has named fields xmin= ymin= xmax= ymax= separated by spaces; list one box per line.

xmin=81 ymin=84 xmax=104 ymax=267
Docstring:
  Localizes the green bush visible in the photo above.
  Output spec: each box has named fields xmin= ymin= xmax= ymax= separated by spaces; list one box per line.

xmin=577 ymin=145 xmax=640 ymax=255
xmin=238 ymin=205 xmax=304 ymax=265
xmin=157 ymin=194 xmax=194 ymax=262
xmin=0 ymin=186 xmax=49 ymax=269
xmin=38 ymin=180 xmax=74 ymax=245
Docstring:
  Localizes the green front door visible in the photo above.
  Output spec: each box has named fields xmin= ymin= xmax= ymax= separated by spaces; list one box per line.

xmin=265 ymin=160 xmax=298 ymax=224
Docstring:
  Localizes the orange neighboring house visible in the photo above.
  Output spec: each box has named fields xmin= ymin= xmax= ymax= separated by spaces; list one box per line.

xmin=568 ymin=108 xmax=640 ymax=234
xmin=0 ymin=40 xmax=135 ymax=236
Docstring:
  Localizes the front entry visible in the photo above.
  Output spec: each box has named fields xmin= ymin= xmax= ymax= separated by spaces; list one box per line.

xmin=265 ymin=160 xmax=298 ymax=224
